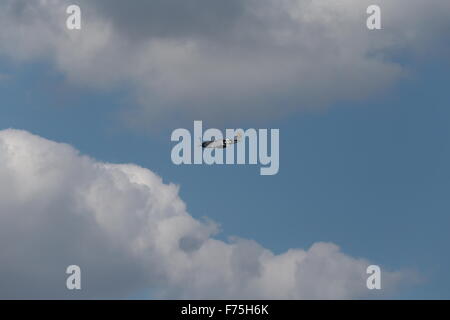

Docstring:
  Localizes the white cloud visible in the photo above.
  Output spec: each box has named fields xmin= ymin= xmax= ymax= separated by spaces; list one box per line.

xmin=0 ymin=1 xmax=449 ymax=125
xmin=0 ymin=129 xmax=412 ymax=299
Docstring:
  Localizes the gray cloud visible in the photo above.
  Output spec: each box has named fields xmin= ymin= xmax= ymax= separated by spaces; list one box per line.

xmin=0 ymin=129 xmax=413 ymax=299
xmin=89 ymin=0 xmax=246 ymax=40
xmin=0 ymin=0 xmax=448 ymax=126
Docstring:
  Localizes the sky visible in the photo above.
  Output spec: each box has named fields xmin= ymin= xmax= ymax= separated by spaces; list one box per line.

xmin=0 ymin=0 xmax=450 ymax=299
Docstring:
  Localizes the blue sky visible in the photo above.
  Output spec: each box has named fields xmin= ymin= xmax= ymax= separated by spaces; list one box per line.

xmin=1 ymin=57 xmax=449 ymax=298
xmin=0 ymin=0 xmax=449 ymax=299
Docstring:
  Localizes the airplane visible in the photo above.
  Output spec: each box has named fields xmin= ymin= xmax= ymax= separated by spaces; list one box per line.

xmin=201 ymin=132 xmax=242 ymax=149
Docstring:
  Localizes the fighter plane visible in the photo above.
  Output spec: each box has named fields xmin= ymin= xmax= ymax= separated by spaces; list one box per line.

xmin=201 ymin=132 xmax=242 ymax=149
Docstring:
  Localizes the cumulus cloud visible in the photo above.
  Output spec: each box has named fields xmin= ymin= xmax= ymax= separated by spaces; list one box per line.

xmin=0 ymin=0 xmax=449 ymax=125
xmin=0 ymin=129 xmax=412 ymax=299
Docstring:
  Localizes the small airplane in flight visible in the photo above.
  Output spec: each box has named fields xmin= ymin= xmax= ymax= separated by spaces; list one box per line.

xmin=201 ymin=132 xmax=242 ymax=149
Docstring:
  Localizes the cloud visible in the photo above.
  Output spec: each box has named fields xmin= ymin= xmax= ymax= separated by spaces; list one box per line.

xmin=0 ymin=0 xmax=449 ymax=126
xmin=0 ymin=129 xmax=413 ymax=299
